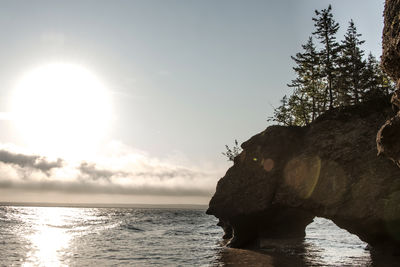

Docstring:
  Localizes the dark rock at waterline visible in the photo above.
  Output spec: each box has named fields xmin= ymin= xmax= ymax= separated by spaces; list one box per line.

xmin=207 ymin=96 xmax=400 ymax=249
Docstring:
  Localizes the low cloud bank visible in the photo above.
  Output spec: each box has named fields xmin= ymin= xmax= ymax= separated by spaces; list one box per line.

xmin=0 ymin=149 xmax=63 ymax=172
xmin=0 ymin=146 xmax=221 ymax=197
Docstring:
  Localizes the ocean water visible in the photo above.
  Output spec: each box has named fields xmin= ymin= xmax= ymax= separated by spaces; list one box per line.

xmin=0 ymin=205 xmax=395 ymax=266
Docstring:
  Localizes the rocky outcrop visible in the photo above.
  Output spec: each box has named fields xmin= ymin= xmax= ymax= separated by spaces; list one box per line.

xmin=378 ymin=0 xmax=400 ymax=166
xmin=207 ymin=0 xmax=400 ymax=251
xmin=207 ymin=97 xmax=400 ymax=250
xmin=382 ymin=0 xmax=400 ymax=83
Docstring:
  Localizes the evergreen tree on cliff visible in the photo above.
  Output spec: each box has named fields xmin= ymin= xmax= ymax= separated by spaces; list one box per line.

xmin=269 ymin=5 xmax=394 ymax=127
xmin=268 ymin=95 xmax=294 ymax=126
xmin=363 ymin=53 xmax=381 ymax=98
xmin=363 ymin=53 xmax=396 ymax=99
xmin=337 ymin=20 xmax=366 ymax=105
xmin=312 ymin=5 xmax=340 ymax=109
xmin=288 ymin=36 xmax=324 ymax=123
xmin=286 ymin=92 xmax=311 ymax=125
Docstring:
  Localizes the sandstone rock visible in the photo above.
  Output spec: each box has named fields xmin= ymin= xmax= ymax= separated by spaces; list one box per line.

xmin=207 ymin=97 xmax=400 ymax=250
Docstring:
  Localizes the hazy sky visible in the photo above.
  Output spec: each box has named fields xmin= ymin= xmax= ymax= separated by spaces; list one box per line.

xmin=0 ymin=0 xmax=385 ymax=204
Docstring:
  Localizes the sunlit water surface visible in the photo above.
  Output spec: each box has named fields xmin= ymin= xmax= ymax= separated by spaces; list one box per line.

xmin=0 ymin=206 xmax=386 ymax=266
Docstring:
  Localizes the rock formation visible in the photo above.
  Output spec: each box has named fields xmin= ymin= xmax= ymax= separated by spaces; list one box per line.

xmin=208 ymin=98 xmax=400 ymax=249
xmin=208 ymin=1 xmax=400 ymax=251
xmin=381 ymin=0 xmax=400 ymax=83
xmin=207 ymin=0 xmax=400 ymax=251
xmin=378 ymin=0 xmax=400 ymax=166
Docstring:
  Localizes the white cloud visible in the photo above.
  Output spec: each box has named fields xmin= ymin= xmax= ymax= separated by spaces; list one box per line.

xmin=0 ymin=141 xmax=222 ymax=198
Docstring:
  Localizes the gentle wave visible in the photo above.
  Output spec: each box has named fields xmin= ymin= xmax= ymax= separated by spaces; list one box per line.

xmin=0 ymin=206 xmax=396 ymax=266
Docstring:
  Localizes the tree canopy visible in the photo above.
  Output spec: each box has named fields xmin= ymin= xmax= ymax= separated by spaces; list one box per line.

xmin=269 ymin=5 xmax=395 ymax=126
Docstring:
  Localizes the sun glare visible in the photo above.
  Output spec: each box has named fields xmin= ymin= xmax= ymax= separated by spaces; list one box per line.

xmin=21 ymin=207 xmax=83 ymax=267
xmin=11 ymin=63 xmax=112 ymax=158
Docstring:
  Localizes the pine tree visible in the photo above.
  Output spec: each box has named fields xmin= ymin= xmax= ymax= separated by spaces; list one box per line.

xmin=362 ymin=53 xmax=380 ymax=99
xmin=337 ymin=20 xmax=366 ymax=105
xmin=268 ymin=95 xmax=294 ymax=126
xmin=287 ymin=91 xmax=312 ymax=126
xmin=269 ymin=5 xmax=395 ymax=127
xmin=288 ymin=37 xmax=324 ymax=122
xmin=363 ymin=53 xmax=395 ymax=99
xmin=374 ymin=58 xmax=396 ymax=96
xmin=312 ymin=5 xmax=340 ymax=109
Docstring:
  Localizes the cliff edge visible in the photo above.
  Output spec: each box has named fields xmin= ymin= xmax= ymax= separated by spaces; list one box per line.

xmin=208 ymin=0 xmax=400 ymax=251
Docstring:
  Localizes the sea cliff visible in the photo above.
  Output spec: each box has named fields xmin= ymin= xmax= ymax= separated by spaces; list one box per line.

xmin=208 ymin=97 xmax=400 ymax=249
xmin=208 ymin=0 xmax=400 ymax=252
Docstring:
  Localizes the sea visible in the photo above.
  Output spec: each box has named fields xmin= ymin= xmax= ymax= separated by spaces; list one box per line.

xmin=0 ymin=205 xmax=398 ymax=266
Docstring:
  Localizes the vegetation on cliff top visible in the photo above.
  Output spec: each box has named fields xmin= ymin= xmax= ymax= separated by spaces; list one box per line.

xmin=223 ymin=5 xmax=394 ymax=161
xmin=269 ymin=5 xmax=395 ymax=127
xmin=222 ymin=139 xmax=242 ymax=161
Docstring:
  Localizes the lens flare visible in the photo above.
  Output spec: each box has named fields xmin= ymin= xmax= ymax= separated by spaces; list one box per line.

xmin=284 ymin=155 xmax=321 ymax=199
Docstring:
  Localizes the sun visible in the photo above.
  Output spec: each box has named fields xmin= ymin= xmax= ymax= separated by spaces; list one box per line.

xmin=11 ymin=63 xmax=113 ymax=158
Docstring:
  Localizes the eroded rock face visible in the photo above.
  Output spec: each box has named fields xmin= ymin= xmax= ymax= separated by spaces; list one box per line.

xmin=208 ymin=0 xmax=400 ymax=251
xmin=382 ymin=0 xmax=400 ymax=82
xmin=378 ymin=0 xmax=400 ymax=166
xmin=208 ymin=98 xmax=400 ymax=249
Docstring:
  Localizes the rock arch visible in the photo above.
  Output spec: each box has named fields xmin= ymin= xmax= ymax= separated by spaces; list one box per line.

xmin=207 ymin=99 xmax=400 ymax=250
xmin=209 ymin=0 xmax=400 ymax=251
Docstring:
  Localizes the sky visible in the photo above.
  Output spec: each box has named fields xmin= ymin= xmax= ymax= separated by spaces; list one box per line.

xmin=0 ymin=0 xmax=386 ymax=205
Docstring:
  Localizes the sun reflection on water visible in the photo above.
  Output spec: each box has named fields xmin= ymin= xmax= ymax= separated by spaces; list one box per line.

xmin=20 ymin=207 xmax=83 ymax=267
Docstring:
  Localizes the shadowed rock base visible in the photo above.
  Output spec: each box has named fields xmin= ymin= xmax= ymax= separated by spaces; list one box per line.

xmin=221 ymin=207 xmax=314 ymax=248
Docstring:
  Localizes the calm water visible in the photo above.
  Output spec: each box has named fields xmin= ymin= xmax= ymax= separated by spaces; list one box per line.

xmin=0 ymin=205 xmax=392 ymax=266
